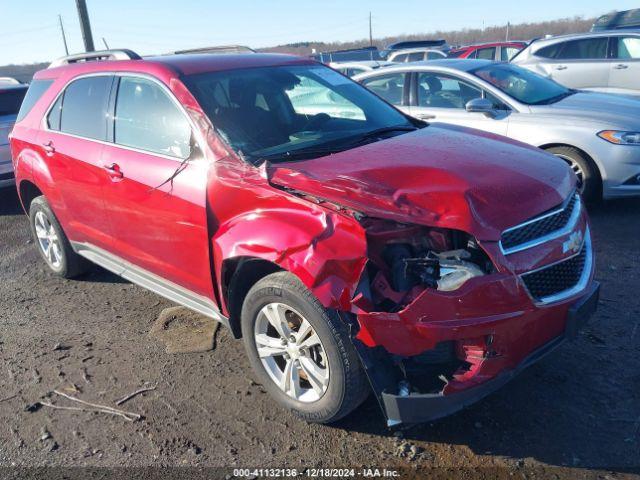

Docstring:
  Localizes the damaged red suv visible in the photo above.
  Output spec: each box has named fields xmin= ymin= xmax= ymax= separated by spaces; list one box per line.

xmin=11 ymin=50 xmax=599 ymax=426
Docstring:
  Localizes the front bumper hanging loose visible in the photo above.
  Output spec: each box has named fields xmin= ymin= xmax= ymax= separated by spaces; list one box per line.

xmin=353 ymin=282 xmax=600 ymax=427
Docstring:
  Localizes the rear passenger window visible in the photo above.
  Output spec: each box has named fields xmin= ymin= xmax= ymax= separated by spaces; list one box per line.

xmin=360 ymin=73 xmax=406 ymax=106
xmin=556 ymin=38 xmax=608 ymax=60
xmin=476 ymin=47 xmax=496 ymax=60
xmin=51 ymin=76 xmax=112 ymax=140
xmin=114 ymin=77 xmax=191 ymax=159
xmin=47 ymin=94 xmax=63 ymax=131
xmin=535 ymin=43 xmax=562 ymax=59
xmin=408 ymin=52 xmax=424 ymax=62
xmin=501 ymin=47 xmax=521 ymax=62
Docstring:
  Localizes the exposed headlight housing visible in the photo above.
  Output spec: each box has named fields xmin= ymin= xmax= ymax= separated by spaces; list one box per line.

xmin=598 ymin=130 xmax=640 ymax=145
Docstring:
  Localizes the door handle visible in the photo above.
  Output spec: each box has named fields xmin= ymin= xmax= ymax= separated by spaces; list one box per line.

xmin=614 ymin=64 xmax=629 ymax=70
xmin=555 ymin=65 xmax=568 ymax=71
xmin=103 ymin=163 xmax=124 ymax=180
xmin=42 ymin=141 xmax=55 ymax=156
xmin=417 ymin=113 xmax=436 ymax=120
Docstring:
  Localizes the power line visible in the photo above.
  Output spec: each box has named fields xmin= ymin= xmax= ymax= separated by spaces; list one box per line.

xmin=1 ymin=24 xmax=57 ymax=38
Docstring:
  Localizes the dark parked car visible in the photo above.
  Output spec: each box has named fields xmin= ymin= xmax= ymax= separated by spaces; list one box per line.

xmin=1 ymin=80 xmax=28 ymax=187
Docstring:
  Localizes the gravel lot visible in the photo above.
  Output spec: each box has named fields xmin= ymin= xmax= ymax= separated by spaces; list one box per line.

xmin=0 ymin=186 xmax=638 ymax=478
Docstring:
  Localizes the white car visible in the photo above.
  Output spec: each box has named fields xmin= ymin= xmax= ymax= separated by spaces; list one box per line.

xmin=329 ymin=61 xmax=395 ymax=78
xmin=355 ymin=59 xmax=640 ymax=201
xmin=387 ymin=48 xmax=447 ymax=63
xmin=511 ymin=30 xmax=640 ymax=97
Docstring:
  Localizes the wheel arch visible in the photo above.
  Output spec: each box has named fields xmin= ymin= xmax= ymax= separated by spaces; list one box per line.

xmin=221 ymin=256 xmax=283 ymax=338
xmin=212 ymin=208 xmax=368 ymax=337
xmin=18 ymin=180 xmax=43 ymax=215
xmin=538 ymin=143 xmax=602 ymax=178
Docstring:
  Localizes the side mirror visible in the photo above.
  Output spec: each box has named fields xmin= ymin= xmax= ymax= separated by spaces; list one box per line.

xmin=465 ymin=98 xmax=497 ymax=117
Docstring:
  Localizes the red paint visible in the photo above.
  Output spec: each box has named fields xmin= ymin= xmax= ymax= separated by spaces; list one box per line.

xmin=11 ymin=53 xmax=595 ymax=404
xmin=449 ymin=41 xmax=527 ymax=59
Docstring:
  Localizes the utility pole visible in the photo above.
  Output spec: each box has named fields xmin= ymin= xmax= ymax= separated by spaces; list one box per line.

xmin=75 ymin=0 xmax=95 ymax=52
xmin=58 ymin=14 xmax=69 ymax=55
xmin=505 ymin=21 xmax=510 ymax=41
xmin=369 ymin=12 xmax=373 ymax=47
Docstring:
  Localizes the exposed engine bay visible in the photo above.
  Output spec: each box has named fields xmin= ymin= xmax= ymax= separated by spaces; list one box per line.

xmin=360 ymin=218 xmax=494 ymax=311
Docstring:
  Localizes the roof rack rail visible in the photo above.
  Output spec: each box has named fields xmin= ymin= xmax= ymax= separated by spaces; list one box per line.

xmin=173 ymin=45 xmax=256 ymax=55
xmin=0 ymin=76 xmax=22 ymax=84
xmin=49 ymin=49 xmax=141 ymax=68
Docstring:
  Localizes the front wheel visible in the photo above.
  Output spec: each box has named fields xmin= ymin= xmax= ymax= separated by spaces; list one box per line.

xmin=241 ymin=271 xmax=369 ymax=423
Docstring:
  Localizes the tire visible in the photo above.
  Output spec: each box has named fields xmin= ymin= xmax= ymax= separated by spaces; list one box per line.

xmin=29 ymin=196 xmax=91 ymax=278
xmin=241 ymin=271 xmax=370 ymax=423
xmin=546 ymin=146 xmax=601 ymax=203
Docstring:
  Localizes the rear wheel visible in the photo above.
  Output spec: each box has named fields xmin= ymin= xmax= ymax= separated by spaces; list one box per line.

xmin=29 ymin=196 xmax=91 ymax=278
xmin=546 ymin=146 xmax=601 ymax=203
xmin=241 ymin=271 xmax=369 ymax=423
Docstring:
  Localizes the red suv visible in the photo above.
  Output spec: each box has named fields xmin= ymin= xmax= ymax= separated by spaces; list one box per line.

xmin=448 ymin=41 xmax=527 ymax=61
xmin=10 ymin=50 xmax=599 ymax=426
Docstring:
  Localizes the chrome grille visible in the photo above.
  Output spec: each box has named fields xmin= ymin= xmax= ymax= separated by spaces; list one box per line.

xmin=520 ymin=227 xmax=592 ymax=304
xmin=501 ymin=194 xmax=580 ymax=254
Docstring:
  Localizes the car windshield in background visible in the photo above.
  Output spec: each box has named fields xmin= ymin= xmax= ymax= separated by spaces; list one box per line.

xmin=472 ymin=63 xmax=573 ymax=105
xmin=0 ymin=88 xmax=27 ymax=116
xmin=183 ymin=65 xmax=416 ymax=163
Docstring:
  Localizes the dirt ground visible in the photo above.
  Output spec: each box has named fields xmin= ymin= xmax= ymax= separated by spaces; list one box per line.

xmin=0 ymin=186 xmax=639 ymax=478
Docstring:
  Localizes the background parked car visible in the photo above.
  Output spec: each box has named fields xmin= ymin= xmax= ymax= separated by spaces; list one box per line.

xmin=1 ymin=80 xmax=28 ymax=188
xmin=511 ymin=30 xmax=640 ymax=97
xmin=354 ymin=59 xmax=640 ymax=201
xmin=448 ymin=41 xmax=527 ymax=61
xmin=329 ymin=60 xmax=395 ymax=77
xmin=311 ymin=46 xmax=382 ymax=63
xmin=386 ymin=48 xmax=447 ymax=62
xmin=592 ymin=8 xmax=640 ymax=31
xmin=383 ymin=39 xmax=451 ymax=55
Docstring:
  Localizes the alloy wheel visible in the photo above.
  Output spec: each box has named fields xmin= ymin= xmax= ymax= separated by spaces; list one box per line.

xmin=34 ymin=211 xmax=63 ymax=269
xmin=556 ymin=153 xmax=585 ymax=193
xmin=254 ymin=302 xmax=330 ymax=403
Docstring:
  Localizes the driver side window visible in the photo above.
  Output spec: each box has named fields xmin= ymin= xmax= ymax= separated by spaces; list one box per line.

xmin=114 ymin=76 xmax=192 ymax=159
xmin=417 ymin=73 xmax=482 ymax=108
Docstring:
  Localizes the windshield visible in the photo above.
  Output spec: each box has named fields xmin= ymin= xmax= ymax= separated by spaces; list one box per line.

xmin=471 ymin=63 xmax=573 ymax=105
xmin=183 ymin=64 xmax=416 ymax=163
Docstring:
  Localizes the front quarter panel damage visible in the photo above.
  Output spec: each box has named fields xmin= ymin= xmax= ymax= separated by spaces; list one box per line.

xmin=208 ymin=156 xmax=368 ymax=315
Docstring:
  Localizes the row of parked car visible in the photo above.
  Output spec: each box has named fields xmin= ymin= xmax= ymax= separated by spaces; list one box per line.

xmin=319 ymin=30 xmax=640 ymax=203
xmin=330 ymin=31 xmax=640 ymax=98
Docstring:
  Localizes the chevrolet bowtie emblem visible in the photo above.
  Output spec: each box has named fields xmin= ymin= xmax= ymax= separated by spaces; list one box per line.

xmin=563 ymin=230 xmax=584 ymax=254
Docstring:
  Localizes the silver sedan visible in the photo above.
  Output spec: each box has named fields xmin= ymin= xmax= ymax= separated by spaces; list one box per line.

xmin=353 ymin=59 xmax=640 ymax=201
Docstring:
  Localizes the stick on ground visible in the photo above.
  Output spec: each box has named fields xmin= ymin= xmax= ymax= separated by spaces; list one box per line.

xmin=116 ymin=385 xmax=157 ymax=406
xmin=48 ymin=390 xmax=141 ymax=422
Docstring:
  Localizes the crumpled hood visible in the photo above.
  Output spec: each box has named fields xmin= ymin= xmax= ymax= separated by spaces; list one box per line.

xmin=530 ymin=92 xmax=640 ymax=130
xmin=267 ymin=124 xmax=574 ymax=241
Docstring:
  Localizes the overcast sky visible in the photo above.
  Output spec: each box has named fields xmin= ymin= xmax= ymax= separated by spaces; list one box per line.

xmin=1 ymin=0 xmax=636 ymax=65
